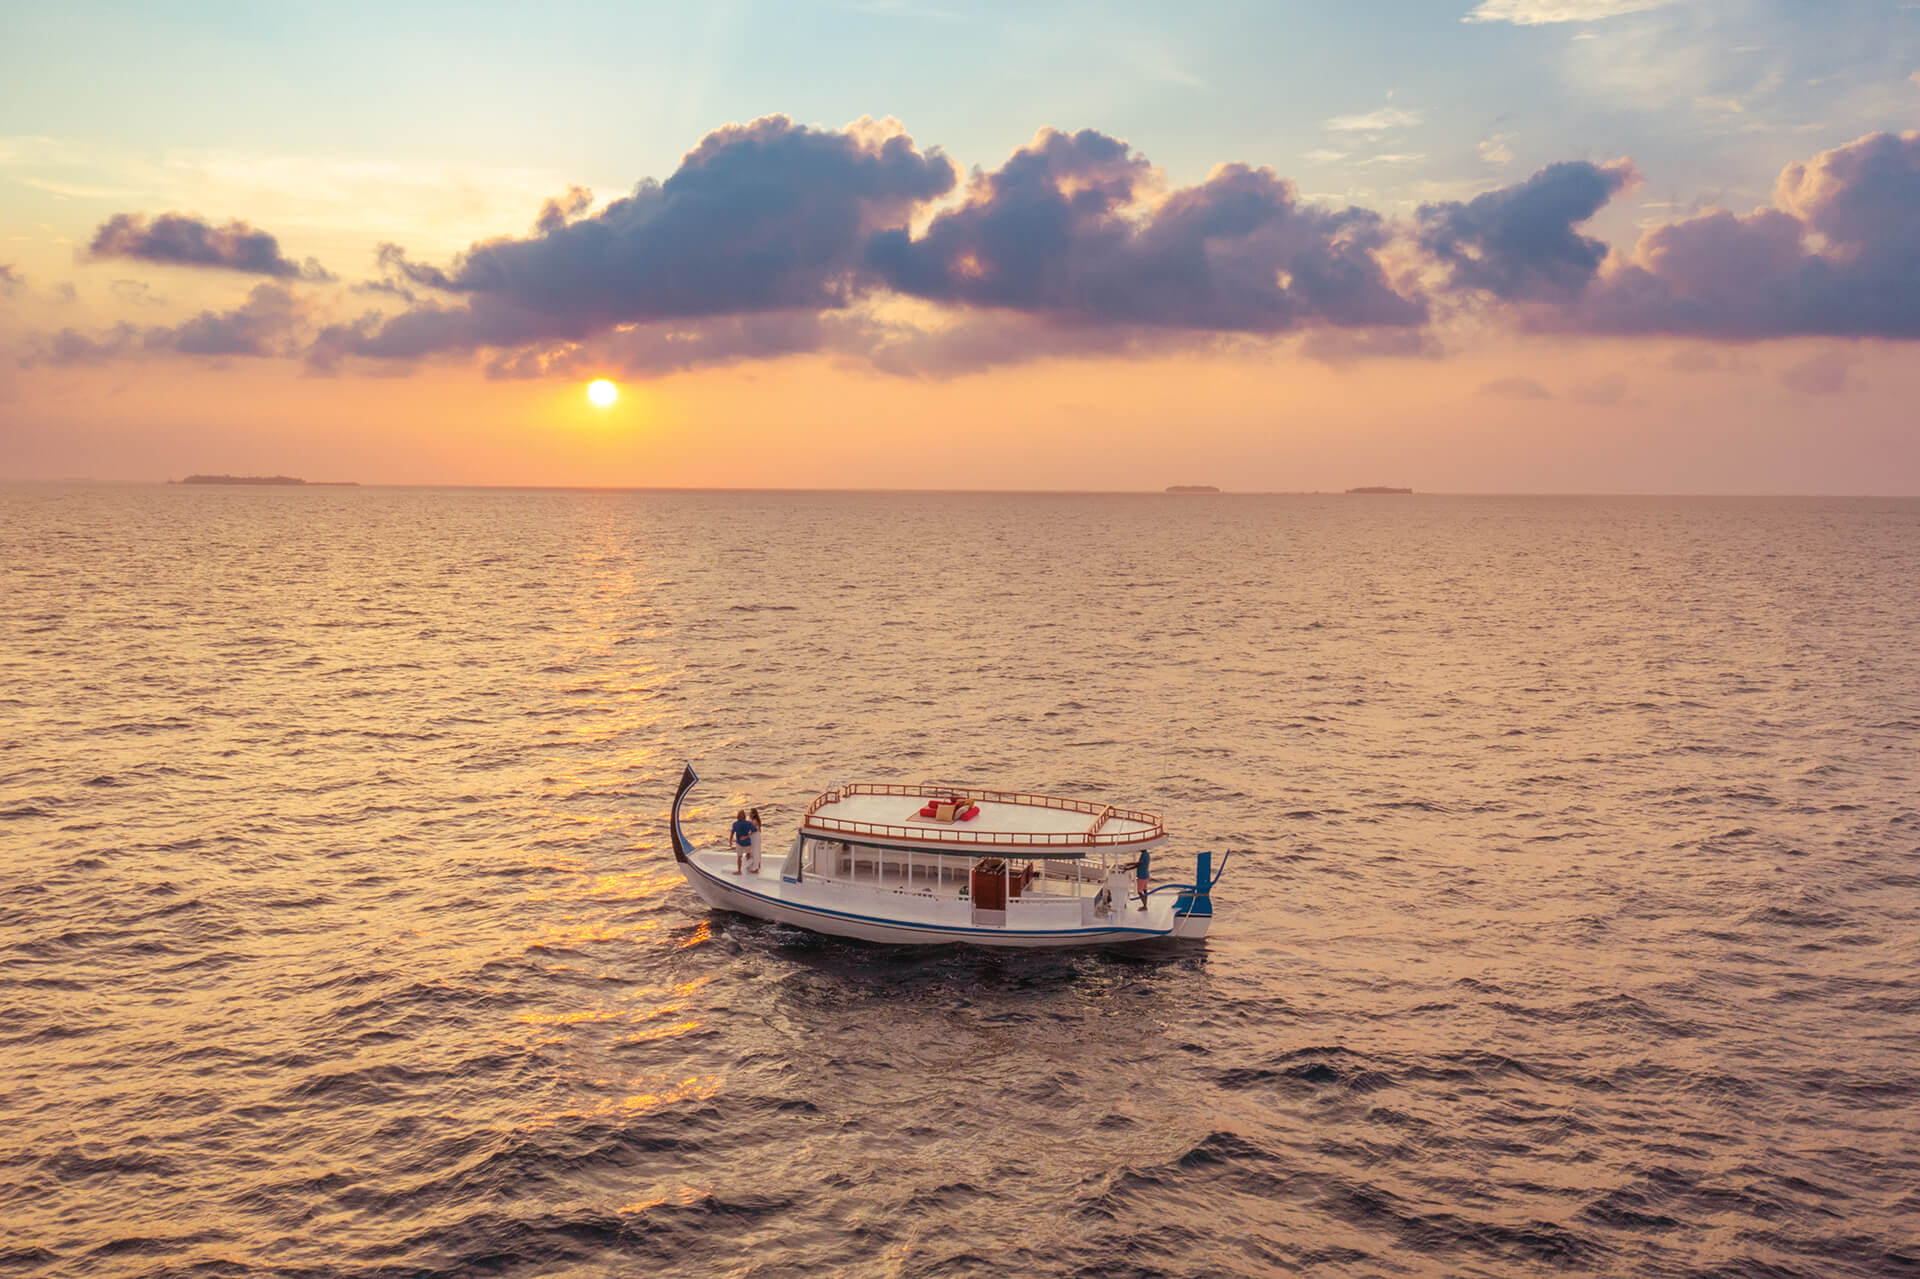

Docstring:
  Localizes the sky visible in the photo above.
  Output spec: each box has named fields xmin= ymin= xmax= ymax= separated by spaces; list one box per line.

xmin=2 ymin=0 xmax=1917 ymax=493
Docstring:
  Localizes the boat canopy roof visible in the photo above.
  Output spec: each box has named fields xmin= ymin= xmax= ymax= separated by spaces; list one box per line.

xmin=799 ymin=783 xmax=1165 ymax=858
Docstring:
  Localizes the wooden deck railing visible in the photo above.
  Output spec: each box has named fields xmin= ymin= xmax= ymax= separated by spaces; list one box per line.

xmin=800 ymin=783 xmax=1163 ymax=847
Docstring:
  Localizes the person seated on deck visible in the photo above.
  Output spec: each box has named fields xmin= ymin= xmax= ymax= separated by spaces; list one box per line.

xmin=731 ymin=809 xmax=755 ymax=874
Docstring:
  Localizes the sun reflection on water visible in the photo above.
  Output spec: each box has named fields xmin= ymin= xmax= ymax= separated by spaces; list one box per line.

xmin=623 ymin=1018 xmax=705 ymax=1045
xmin=515 ymin=1007 xmax=625 ymax=1027
xmin=531 ymin=1073 xmax=724 ymax=1128
xmin=617 ymin=1184 xmax=716 ymax=1216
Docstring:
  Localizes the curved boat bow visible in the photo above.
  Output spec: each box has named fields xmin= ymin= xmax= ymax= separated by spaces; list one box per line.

xmin=669 ymin=763 xmax=699 ymax=863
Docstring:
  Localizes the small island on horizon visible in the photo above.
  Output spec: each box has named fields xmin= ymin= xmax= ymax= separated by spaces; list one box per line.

xmin=176 ymin=475 xmax=360 ymax=486
xmin=1165 ymin=484 xmax=1222 ymax=494
xmin=1346 ymin=486 xmax=1413 ymax=494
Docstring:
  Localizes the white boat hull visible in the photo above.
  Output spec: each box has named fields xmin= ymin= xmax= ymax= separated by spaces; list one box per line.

xmin=677 ymin=851 xmax=1205 ymax=947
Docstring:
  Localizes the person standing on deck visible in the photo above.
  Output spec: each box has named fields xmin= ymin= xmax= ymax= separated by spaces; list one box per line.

xmin=731 ymin=809 xmax=755 ymax=874
xmin=1133 ymin=849 xmax=1152 ymax=910
xmin=746 ymin=807 xmax=764 ymax=873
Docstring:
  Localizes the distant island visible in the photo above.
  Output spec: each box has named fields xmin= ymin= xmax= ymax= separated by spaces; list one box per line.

xmin=176 ymin=475 xmax=359 ymax=486
xmin=1346 ymin=486 xmax=1413 ymax=494
xmin=1164 ymin=485 xmax=1222 ymax=494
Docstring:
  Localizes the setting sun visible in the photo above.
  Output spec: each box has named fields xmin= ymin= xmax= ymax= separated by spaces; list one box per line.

xmin=586 ymin=379 xmax=619 ymax=407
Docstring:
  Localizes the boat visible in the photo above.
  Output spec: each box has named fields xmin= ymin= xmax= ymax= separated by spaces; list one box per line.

xmin=666 ymin=765 xmax=1225 ymax=947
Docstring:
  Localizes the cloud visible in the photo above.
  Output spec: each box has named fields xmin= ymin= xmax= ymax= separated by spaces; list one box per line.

xmin=469 ymin=308 xmax=1247 ymax=384
xmin=1300 ymin=325 xmax=1445 ymax=365
xmin=333 ymin=121 xmax=1427 ymax=374
xmin=1479 ymin=375 xmax=1553 ymax=398
xmin=477 ymin=311 xmax=836 ymax=381
xmin=0 ymin=263 xmax=20 ymax=298
xmin=855 ymin=312 xmax=1231 ymax=379
xmin=867 ymin=128 xmax=1426 ymax=333
xmin=110 ymin=279 xmax=166 ymax=307
xmin=80 ymin=327 xmax=142 ymax=362
xmin=1779 ymin=349 xmax=1851 ymax=394
xmin=23 ymin=282 xmax=306 ymax=366
xmin=1665 ymin=346 xmax=1724 ymax=371
xmin=1774 ymin=131 xmax=1920 ymax=254
xmin=1463 ymin=0 xmax=1678 ymax=24
xmin=39 ymin=121 xmax=1920 ymax=384
xmin=1569 ymin=132 xmax=1920 ymax=338
xmin=1325 ymin=107 xmax=1423 ymax=132
xmin=534 ymin=184 xmax=594 ymax=234
xmin=1478 ymin=134 xmax=1516 ymax=166
xmin=151 ymin=282 xmax=305 ymax=357
xmin=351 ymin=276 xmax=418 ymax=303
xmin=1419 ymin=159 xmax=1640 ymax=299
xmin=28 ymin=325 xmax=138 ymax=367
xmin=306 ymin=311 xmax=386 ymax=373
xmin=601 ymin=312 xmax=844 ymax=377
xmin=329 ymin=115 xmax=956 ymax=364
xmin=88 ymin=212 xmax=334 ymax=280
xmin=1569 ymin=372 xmax=1629 ymax=404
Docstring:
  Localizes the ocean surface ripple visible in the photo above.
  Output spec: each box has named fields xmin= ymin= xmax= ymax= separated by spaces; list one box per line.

xmin=2 ymin=486 xmax=1916 ymax=1278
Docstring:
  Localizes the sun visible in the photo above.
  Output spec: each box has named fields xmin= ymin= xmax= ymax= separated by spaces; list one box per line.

xmin=586 ymin=378 xmax=619 ymax=407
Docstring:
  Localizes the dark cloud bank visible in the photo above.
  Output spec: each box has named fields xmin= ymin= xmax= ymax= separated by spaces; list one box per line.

xmin=866 ymin=128 xmax=1424 ymax=331
xmin=89 ymin=213 xmax=334 ymax=282
xmin=27 ymin=283 xmax=304 ymax=367
xmin=322 ymin=118 xmax=1442 ymax=377
xmin=43 ymin=120 xmax=1920 ymax=376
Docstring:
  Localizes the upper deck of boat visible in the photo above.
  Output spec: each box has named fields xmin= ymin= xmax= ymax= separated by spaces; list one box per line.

xmin=799 ymin=783 xmax=1164 ymax=856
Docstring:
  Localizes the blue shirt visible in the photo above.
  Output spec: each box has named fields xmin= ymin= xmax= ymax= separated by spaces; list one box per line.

xmin=731 ymin=818 xmax=755 ymax=847
xmin=1136 ymin=850 xmax=1152 ymax=878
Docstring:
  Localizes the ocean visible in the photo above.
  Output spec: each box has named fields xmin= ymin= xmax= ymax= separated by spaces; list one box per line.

xmin=2 ymin=484 xmax=1915 ymax=1277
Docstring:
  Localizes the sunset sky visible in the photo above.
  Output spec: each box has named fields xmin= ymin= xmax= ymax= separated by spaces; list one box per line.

xmin=3 ymin=0 xmax=1917 ymax=492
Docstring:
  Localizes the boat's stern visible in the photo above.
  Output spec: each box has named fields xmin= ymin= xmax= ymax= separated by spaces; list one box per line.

xmin=1170 ymin=850 xmax=1222 ymax=940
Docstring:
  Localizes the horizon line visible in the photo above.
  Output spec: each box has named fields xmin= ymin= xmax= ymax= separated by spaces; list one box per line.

xmin=4 ymin=478 xmax=1919 ymax=499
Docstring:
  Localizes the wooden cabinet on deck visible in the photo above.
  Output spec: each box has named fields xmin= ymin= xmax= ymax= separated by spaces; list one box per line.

xmin=969 ymin=858 xmax=1035 ymax=911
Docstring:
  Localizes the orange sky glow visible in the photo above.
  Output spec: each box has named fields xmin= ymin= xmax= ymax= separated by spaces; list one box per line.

xmin=8 ymin=332 xmax=1917 ymax=494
